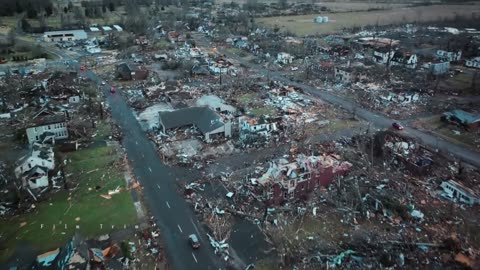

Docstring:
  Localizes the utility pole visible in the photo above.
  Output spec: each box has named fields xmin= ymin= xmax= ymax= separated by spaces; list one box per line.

xmin=219 ymin=68 xmax=222 ymax=85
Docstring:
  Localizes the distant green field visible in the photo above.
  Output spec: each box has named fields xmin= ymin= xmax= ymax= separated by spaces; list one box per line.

xmin=257 ymin=3 xmax=480 ymax=36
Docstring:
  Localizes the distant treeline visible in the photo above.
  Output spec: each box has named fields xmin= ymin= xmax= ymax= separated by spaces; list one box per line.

xmin=0 ymin=0 xmax=53 ymax=18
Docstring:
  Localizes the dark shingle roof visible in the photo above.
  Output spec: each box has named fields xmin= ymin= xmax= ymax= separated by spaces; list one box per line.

xmin=159 ymin=107 xmax=224 ymax=134
xmin=32 ymin=114 xmax=67 ymax=127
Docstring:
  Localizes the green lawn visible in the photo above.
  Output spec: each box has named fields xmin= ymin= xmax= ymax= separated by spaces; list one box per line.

xmin=237 ymin=93 xmax=257 ymax=106
xmin=250 ymin=106 xmax=277 ymax=117
xmin=0 ymin=146 xmax=137 ymax=261
xmin=326 ymin=119 xmax=361 ymax=132
xmin=415 ymin=116 xmax=480 ymax=151
xmin=438 ymin=71 xmax=480 ymax=96
xmin=94 ymin=121 xmax=112 ymax=141
xmin=254 ymin=259 xmax=278 ymax=270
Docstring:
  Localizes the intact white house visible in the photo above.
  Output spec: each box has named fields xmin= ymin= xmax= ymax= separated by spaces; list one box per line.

xmin=14 ymin=143 xmax=55 ymax=189
xmin=277 ymin=52 xmax=293 ymax=65
xmin=466 ymin=57 xmax=480 ymax=69
xmin=383 ymin=92 xmax=420 ymax=104
xmin=26 ymin=115 xmax=69 ymax=145
xmin=43 ymin=30 xmax=88 ymax=42
xmin=436 ymin=50 xmax=462 ymax=62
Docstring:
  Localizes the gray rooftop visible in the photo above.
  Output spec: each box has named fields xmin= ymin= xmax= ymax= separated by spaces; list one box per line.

xmin=443 ymin=110 xmax=480 ymax=124
xmin=159 ymin=107 xmax=224 ymax=134
xmin=44 ymin=30 xmax=88 ymax=39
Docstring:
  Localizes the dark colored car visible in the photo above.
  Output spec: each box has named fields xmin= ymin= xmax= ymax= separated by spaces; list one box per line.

xmin=188 ymin=234 xmax=200 ymax=249
xmin=392 ymin=122 xmax=404 ymax=130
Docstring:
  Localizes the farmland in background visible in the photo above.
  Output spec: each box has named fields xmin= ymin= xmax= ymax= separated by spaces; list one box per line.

xmin=256 ymin=3 xmax=480 ymax=36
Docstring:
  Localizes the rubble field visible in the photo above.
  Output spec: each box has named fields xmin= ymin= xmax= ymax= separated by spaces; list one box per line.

xmin=184 ymin=130 xmax=480 ymax=269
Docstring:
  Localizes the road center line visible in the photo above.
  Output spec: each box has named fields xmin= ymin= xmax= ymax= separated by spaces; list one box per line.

xmin=148 ymin=167 xmax=152 ymax=172
xmin=157 ymin=184 xmax=161 ymax=189
xmin=165 ymin=201 xmax=170 ymax=208
xmin=177 ymin=224 xmax=183 ymax=233
xmin=190 ymin=218 xmax=201 ymax=236
xmin=192 ymin=253 xmax=198 ymax=263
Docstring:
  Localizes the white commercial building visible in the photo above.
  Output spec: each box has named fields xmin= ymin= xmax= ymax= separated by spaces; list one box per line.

xmin=43 ymin=30 xmax=88 ymax=42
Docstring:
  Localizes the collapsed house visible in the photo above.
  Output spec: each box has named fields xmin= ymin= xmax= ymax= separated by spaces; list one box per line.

xmin=334 ymin=66 xmax=355 ymax=83
xmin=14 ymin=143 xmax=54 ymax=189
xmin=233 ymin=39 xmax=249 ymax=49
xmin=382 ymin=91 xmax=420 ymax=104
xmin=116 ymin=63 xmax=149 ymax=80
xmin=158 ymin=107 xmax=232 ymax=143
xmin=208 ymin=58 xmax=234 ymax=74
xmin=390 ymin=51 xmax=418 ymax=69
xmin=167 ymin=31 xmax=184 ymax=43
xmin=26 ymin=114 xmax=69 ymax=145
xmin=251 ymin=154 xmax=351 ymax=205
xmin=277 ymin=52 xmax=294 ymax=65
xmin=239 ymin=115 xmax=277 ymax=140
xmin=380 ymin=131 xmax=434 ymax=175
xmin=372 ymin=48 xmax=395 ymax=65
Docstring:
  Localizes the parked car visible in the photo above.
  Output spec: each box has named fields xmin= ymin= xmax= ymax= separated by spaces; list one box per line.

xmin=101 ymin=81 xmax=106 ymax=85
xmin=80 ymin=65 xmax=86 ymax=71
xmin=188 ymin=234 xmax=200 ymax=249
xmin=110 ymin=87 xmax=116 ymax=93
xmin=392 ymin=122 xmax=404 ymax=130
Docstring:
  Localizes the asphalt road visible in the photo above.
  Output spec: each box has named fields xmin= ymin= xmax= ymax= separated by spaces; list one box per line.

xmin=201 ymin=36 xmax=480 ymax=168
xmin=66 ymin=60 xmax=224 ymax=270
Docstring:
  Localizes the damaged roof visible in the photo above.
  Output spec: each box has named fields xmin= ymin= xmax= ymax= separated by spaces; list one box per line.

xmin=31 ymin=114 xmax=67 ymax=127
xmin=159 ymin=107 xmax=224 ymax=134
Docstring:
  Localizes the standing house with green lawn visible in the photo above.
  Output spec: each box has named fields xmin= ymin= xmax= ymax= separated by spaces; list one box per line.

xmin=0 ymin=146 xmax=137 ymax=261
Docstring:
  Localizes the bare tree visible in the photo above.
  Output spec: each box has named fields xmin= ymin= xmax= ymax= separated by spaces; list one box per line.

xmin=73 ymin=6 xmax=86 ymax=26
xmin=7 ymin=27 xmax=16 ymax=46
xmin=472 ymin=70 xmax=479 ymax=92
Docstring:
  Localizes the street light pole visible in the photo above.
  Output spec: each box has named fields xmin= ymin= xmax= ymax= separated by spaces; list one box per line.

xmin=219 ymin=67 xmax=222 ymax=85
